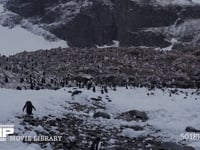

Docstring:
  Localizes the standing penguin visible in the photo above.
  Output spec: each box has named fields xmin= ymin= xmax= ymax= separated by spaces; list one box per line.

xmin=90 ymin=137 xmax=101 ymax=150
xmin=23 ymin=101 xmax=36 ymax=115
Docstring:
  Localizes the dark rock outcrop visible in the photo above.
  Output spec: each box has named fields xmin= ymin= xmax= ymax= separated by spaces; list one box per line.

xmin=71 ymin=90 xmax=82 ymax=96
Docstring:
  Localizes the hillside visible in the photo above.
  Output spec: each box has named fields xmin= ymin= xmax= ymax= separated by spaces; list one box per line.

xmin=0 ymin=47 xmax=198 ymax=90
xmin=3 ymin=0 xmax=200 ymax=49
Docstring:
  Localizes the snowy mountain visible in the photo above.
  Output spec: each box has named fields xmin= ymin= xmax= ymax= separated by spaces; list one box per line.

xmin=1 ymin=0 xmax=200 ymax=49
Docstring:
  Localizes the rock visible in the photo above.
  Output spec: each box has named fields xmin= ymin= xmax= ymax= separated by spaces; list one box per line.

xmin=185 ymin=126 xmax=200 ymax=133
xmin=0 ymin=11 xmax=21 ymax=28
xmin=47 ymin=119 xmax=57 ymax=126
xmin=108 ymin=99 xmax=112 ymax=102
xmin=71 ymin=90 xmax=82 ymax=96
xmin=93 ymin=112 xmax=111 ymax=119
xmin=16 ymin=86 xmax=22 ymax=90
xmin=90 ymin=97 xmax=102 ymax=101
xmin=118 ymin=110 xmax=148 ymax=122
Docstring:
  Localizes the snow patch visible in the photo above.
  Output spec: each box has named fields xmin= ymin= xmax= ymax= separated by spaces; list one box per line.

xmin=96 ymin=40 xmax=119 ymax=49
xmin=0 ymin=4 xmax=3 ymax=13
xmin=161 ymin=38 xmax=178 ymax=51
xmin=121 ymin=128 xmax=146 ymax=138
xmin=0 ymin=25 xmax=68 ymax=56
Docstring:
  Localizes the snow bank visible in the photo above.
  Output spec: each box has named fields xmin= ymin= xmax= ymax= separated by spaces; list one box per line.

xmin=121 ymin=128 xmax=146 ymax=138
xmin=0 ymin=25 xmax=68 ymax=56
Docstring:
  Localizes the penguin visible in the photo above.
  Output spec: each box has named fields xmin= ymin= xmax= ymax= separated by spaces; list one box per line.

xmin=23 ymin=101 xmax=36 ymax=115
xmin=90 ymin=137 xmax=101 ymax=150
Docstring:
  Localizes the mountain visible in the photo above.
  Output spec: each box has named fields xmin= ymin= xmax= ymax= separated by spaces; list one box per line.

xmin=2 ymin=0 xmax=200 ymax=49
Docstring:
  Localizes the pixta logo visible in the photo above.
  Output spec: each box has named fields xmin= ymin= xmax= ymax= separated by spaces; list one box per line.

xmin=0 ymin=125 xmax=14 ymax=141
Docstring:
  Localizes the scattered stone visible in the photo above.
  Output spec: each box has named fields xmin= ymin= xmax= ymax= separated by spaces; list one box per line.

xmin=16 ymin=86 xmax=22 ymax=90
xmin=93 ymin=112 xmax=111 ymax=119
xmin=183 ymin=146 xmax=196 ymax=150
xmin=46 ymin=120 xmax=57 ymax=126
xmin=71 ymin=90 xmax=82 ymax=96
xmin=108 ymin=99 xmax=112 ymax=102
xmin=117 ymin=110 xmax=148 ymax=122
xmin=160 ymin=142 xmax=182 ymax=150
xmin=90 ymin=97 xmax=102 ymax=101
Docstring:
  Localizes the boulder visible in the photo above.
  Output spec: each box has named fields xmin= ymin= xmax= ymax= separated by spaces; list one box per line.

xmin=117 ymin=110 xmax=148 ymax=122
xmin=93 ymin=112 xmax=111 ymax=119
xmin=185 ymin=126 xmax=200 ymax=133
xmin=71 ymin=90 xmax=82 ymax=96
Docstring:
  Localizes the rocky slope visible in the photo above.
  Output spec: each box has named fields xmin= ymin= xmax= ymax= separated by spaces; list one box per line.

xmin=3 ymin=0 xmax=200 ymax=48
xmin=0 ymin=47 xmax=199 ymax=90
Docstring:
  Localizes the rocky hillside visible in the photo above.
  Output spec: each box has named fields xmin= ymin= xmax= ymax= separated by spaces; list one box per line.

xmin=0 ymin=47 xmax=199 ymax=90
xmin=4 ymin=0 xmax=200 ymax=48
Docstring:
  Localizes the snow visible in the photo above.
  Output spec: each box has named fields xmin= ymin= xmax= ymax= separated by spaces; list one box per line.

xmin=109 ymin=88 xmax=196 ymax=131
xmin=0 ymin=25 xmax=68 ymax=56
xmin=96 ymin=40 xmax=119 ymax=49
xmin=161 ymin=38 xmax=178 ymax=51
xmin=0 ymin=4 xmax=3 ymax=13
xmin=121 ymin=128 xmax=146 ymax=138
xmin=0 ymin=87 xmax=199 ymax=149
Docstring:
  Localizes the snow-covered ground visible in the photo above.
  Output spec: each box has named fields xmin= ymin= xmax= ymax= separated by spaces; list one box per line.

xmin=0 ymin=87 xmax=199 ymax=149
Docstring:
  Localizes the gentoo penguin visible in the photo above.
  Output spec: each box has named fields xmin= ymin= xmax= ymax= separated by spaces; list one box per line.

xmin=23 ymin=101 xmax=36 ymax=115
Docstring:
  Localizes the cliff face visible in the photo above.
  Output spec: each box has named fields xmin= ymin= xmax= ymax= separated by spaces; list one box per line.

xmin=5 ymin=0 xmax=200 ymax=48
